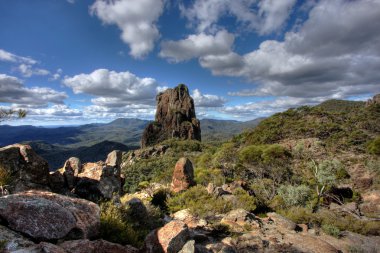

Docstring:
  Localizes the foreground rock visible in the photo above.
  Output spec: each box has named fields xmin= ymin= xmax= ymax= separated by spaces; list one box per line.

xmin=143 ymin=220 xmax=190 ymax=253
xmin=171 ymin=157 xmax=196 ymax=193
xmin=59 ymin=239 xmax=138 ymax=253
xmin=0 ymin=144 xmax=50 ymax=193
xmin=0 ymin=225 xmax=35 ymax=252
xmin=0 ymin=190 xmax=99 ymax=241
xmin=62 ymin=157 xmax=82 ymax=189
xmin=141 ymin=84 xmax=201 ymax=148
xmin=221 ymin=209 xmax=261 ymax=232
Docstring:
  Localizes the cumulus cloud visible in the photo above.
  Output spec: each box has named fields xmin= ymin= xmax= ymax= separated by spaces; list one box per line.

xmin=201 ymin=0 xmax=380 ymax=99
xmin=192 ymin=89 xmax=226 ymax=107
xmin=160 ymin=30 xmax=234 ymax=62
xmin=0 ymin=49 xmax=37 ymax=65
xmin=90 ymin=0 xmax=165 ymax=58
xmin=0 ymin=74 xmax=67 ymax=106
xmin=180 ymin=0 xmax=296 ymax=35
xmin=16 ymin=63 xmax=50 ymax=78
xmin=83 ymin=104 xmax=155 ymax=120
xmin=63 ymin=69 xmax=160 ymax=106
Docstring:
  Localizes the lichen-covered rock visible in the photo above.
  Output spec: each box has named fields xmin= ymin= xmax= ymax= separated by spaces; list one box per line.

xmin=171 ymin=157 xmax=196 ymax=193
xmin=0 ymin=190 xmax=100 ymax=241
xmin=172 ymin=209 xmax=207 ymax=229
xmin=62 ymin=157 xmax=82 ymax=189
xmin=221 ymin=209 xmax=261 ymax=233
xmin=0 ymin=225 xmax=35 ymax=252
xmin=143 ymin=220 xmax=190 ymax=253
xmin=11 ymin=242 xmax=67 ymax=253
xmin=59 ymin=239 xmax=138 ymax=253
xmin=0 ymin=144 xmax=50 ymax=193
xmin=267 ymin=212 xmax=297 ymax=231
xmin=74 ymin=161 xmax=122 ymax=201
xmin=105 ymin=150 xmax=123 ymax=168
xmin=141 ymin=84 xmax=201 ymax=148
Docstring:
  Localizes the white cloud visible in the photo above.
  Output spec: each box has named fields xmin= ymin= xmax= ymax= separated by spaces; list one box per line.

xmin=90 ymin=0 xmax=165 ymax=58
xmin=49 ymin=68 xmax=63 ymax=81
xmin=180 ymin=0 xmax=296 ymax=35
xmin=160 ymin=30 xmax=234 ymax=62
xmin=0 ymin=49 xmax=37 ymax=65
xmin=0 ymin=74 xmax=67 ymax=106
xmin=63 ymin=69 xmax=159 ymax=106
xmin=83 ymin=104 xmax=155 ymax=120
xmin=200 ymin=0 xmax=380 ymax=99
xmin=192 ymin=89 xmax=226 ymax=107
xmin=16 ymin=63 xmax=50 ymax=78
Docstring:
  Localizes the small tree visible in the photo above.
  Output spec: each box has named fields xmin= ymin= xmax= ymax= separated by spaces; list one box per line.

xmin=0 ymin=108 xmax=27 ymax=122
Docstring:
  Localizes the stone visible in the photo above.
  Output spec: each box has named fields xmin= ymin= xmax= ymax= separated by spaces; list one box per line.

xmin=0 ymin=144 xmax=50 ymax=193
xmin=11 ymin=242 xmax=67 ymax=253
xmin=0 ymin=190 xmax=100 ymax=241
xmin=173 ymin=209 xmax=207 ymax=229
xmin=179 ymin=240 xmax=195 ymax=253
xmin=59 ymin=239 xmax=138 ymax=253
xmin=171 ymin=157 xmax=196 ymax=193
xmin=49 ymin=170 xmax=66 ymax=193
xmin=359 ymin=190 xmax=380 ymax=217
xmin=284 ymin=233 xmax=339 ymax=253
xmin=105 ymin=150 xmax=123 ymax=168
xmin=74 ymin=161 xmax=122 ymax=201
xmin=143 ymin=220 xmax=190 ymax=253
xmin=267 ymin=212 xmax=297 ymax=231
xmin=62 ymin=157 xmax=82 ymax=189
xmin=0 ymin=225 xmax=35 ymax=252
xmin=366 ymin=93 xmax=380 ymax=106
xmin=141 ymin=84 xmax=201 ymax=148
xmin=221 ymin=209 xmax=261 ymax=232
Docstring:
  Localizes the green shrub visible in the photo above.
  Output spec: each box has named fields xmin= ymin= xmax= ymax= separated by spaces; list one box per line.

xmin=262 ymin=144 xmax=291 ymax=165
xmin=0 ymin=240 xmax=7 ymax=251
xmin=322 ymin=224 xmax=340 ymax=238
xmin=232 ymin=188 xmax=256 ymax=211
xmin=161 ymin=139 xmax=203 ymax=153
xmin=0 ymin=166 xmax=11 ymax=187
xmin=194 ymin=167 xmax=224 ymax=186
xmin=239 ymin=145 xmax=263 ymax=165
xmin=277 ymin=184 xmax=311 ymax=207
xmin=367 ymin=136 xmax=380 ymax=155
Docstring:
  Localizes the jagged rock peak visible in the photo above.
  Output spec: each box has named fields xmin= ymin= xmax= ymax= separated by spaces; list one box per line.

xmin=141 ymin=84 xmax=201 ymax=148
xmin=366 ymin=93 xmax=380 ymax=106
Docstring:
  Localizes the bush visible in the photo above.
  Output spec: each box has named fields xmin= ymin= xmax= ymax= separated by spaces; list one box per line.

xmin=277 ymin=184 xmax=311 ymax=207
xmin=322 ymin=224 xmax=340 ymax=238
xmin=367 ymin=136 xmax=380 ymax=155
xmin=238 ymin=144 xmax=291 ymax=166
xmin=194 ymin=167 xmax=224 ymax=186
xmin=0 ymin=166 xmax=11 ymax=187
xmin=231 ymin=188 xmax=256 ymax=211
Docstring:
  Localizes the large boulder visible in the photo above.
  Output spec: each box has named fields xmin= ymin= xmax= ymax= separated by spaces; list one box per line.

xmin=59 ymin=239 xmax=138 ymax=253
xmin=141 ymin=84 xmax=201 ymax=148
xmin=143 ymin=220 xmax=190 ymax=253
xmin=0 ymin=190 xmax=100 ymax=241
xmin=0 ymin=225 xmax=35 ymax=252
xmin=11 ymin=242 xmax=67 ymax=253
xmin=62 ymin=157 xmax=82 ymax=189
xmin=171 ymin=157 xmax=196 ymax=193
xmin=74 ymin=161 xmax=122 ymax=201
xmin=0 ymin=144 xmax=50 ymax=193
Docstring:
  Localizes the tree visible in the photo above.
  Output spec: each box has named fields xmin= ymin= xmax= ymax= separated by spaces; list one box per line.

xmin=0 ymin=108 xmax=27 ymax=122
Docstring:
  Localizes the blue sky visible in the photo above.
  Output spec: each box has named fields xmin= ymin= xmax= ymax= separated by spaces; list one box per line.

xmin=0 ymin=0 xmax=379 ymax=125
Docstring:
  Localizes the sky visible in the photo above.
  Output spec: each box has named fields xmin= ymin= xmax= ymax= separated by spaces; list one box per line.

xmin=0 ymin=0 xmax=379 ymax=126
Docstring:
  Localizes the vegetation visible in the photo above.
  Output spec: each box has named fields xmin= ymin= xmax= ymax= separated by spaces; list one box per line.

xmin=0 ymin=166 xmax=12 ymax=196
xmin=367 ymin=136 xmax=380 ymax=155
xmin=0 ymin=108 xmax=26 ymax=122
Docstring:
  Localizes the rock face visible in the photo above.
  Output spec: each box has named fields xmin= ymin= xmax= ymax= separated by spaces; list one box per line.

xmin=171 ymin=157 xmax=196 ymax=193
xmin=63 ymin=157 xmax=82 ymax=189
xmin=59 ymin=239 xmax=138 ymax=253
xmin=0 ymin=144 xmax=50 ymax=193
xmin=221 ymin=209 xmax=261 ymax=232
xmin=143 ymin=220 xmax=190 ymax=253
xmin=366 ymin=93 xmax=380 ymax=106
xmin=141 ymin=84 xmax=201 ymax=148
xmin=0 ymin=190 xmax=100 ymax=241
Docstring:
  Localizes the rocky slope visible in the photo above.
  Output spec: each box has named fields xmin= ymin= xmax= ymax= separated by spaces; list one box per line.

xmin=141 ymin=84 xmax=201 ymax=148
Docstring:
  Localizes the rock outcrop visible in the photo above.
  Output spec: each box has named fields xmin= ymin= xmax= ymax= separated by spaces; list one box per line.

xmin=171 ymin=157 xmax=196 ymax=193
xmin=141 ymin=84 xmax=201 ymax=148
xmin=0 ymin=190 xmax=100 ymax=241
xmin=366 ymin=93 xmax=380 ymax=106
xmin=62 ymin=157 xmax=82 ymax=189
xmin=0 ymin=144 xmax=50 ymax=193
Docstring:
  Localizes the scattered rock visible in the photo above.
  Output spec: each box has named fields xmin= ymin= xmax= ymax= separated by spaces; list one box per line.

xmin=141 ymin=84 xmax=201 ymax=148
xmin=122 ymin=145 xmax=168 ymax=167
xmin=62 ymin=157 xmax=82 ymax=189
xmin=59 ymin=239 xmax=138 ymax=253
xmin=359 ymin=190 xmax=380 ymax=217
xmin=0 ymin=225 xmax=35 ymax=252
xmin=171 ymin=157 xmax=196 ymax=193
xmin=0 ymin=144 xmax=50 ymax=193
xmin=284 ymin=233 xmax=339 ymax=253
xmin=178 ymin=240 xmax=195 ymax=253
xmin=221 ymin=209 xmax=260 ymax=232
xmin=173 ymin=209 xmax=207 ymax=229
xmin=267 ymin=212 xmax=297 ymax=231
xmin=0 ymin=190 xmax=99 ymax=241
xmin=11 ymin=242 xmax=67 ymax=253
xmin=143 ymin=220 xmax=190 ymax=253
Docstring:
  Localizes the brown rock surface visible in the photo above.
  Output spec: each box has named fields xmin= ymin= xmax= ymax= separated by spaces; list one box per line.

xmin=141 ymin=84 xmax=201 ymax=148
xmin=12 ymin=242 xmax=67 ymax=253
xmin=0 ymin=225 xmax=35 ymax=252
xmin=221 ymin=209 xmax=261 ymax=233
xmin=62 ymin=157 xmax=82 ymax=189
xmin=0 ymin=190 xmax=99 ymax=241
xmin=143 ymin=220 xmax=190 ymax=253
xmin=0 ymin=144 xmax=50 ymax=193
xmin=59 ymin=239 xmax=138 ymax=253
xmin=171 ymin=157 xmax=196 ymax=193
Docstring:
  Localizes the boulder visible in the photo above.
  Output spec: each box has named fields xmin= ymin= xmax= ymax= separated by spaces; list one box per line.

xmin=11 ymin=242 xmax=67 ymax=253
xmin=172 ymin=209 xmax=207 ymax=229
xmin=267 ymin=212 xmax=297 ymax=231
xmin=143 ymin=220 xmax=190 ymax=253
xmin=171 ymin=158 xmax=196 ymax=193
xmin=178 ymin=240 xmax=195 ymax=253
xmin=359 ymin=190 xmax=380 ymax=217
xmin=284 ymin=233 xmax=339 ymax=253
xmin=62 ymin=157 xmax=82 ymax=189
xmin=48 ymin=170 xmax=66 ymax=193
xmin=74 ymin=161 xmax=122 ymax=201
xmin=141 ymin=84 xmax=201 ymax=148
xmin=105 ymin=150 xmax=123 ymax=168
xmin=0 ymin=225 xmax=35 ymax=252
xmin=221 ymin=209 xmax=260 ymax=232
xmin=0 ymin=190 xmax=100 ymax=241
xmin=59 ymin=239 xmax=138 ymax=253
xmin=0 ymin=144 xmax=50 ymax=193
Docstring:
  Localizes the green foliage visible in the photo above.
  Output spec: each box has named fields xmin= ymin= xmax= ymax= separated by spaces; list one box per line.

xmin=311 ymin=159 xmax=343 ymax=187
xmin=195 ymin=167 xmax=224 ymax=186
xmin=100 ymin=202 xmax=139 ymax=246
xmin=161 ymin=139 xmax=203 ymax=153
xmin=232 ymin=188 xmax=256 ymax=211
xmin=261 ymin=144 xmax=291 ymax=165
xmin=0 ymin=166 xmax=12 ymax=187
xmin=167 ymin=185 xmax=232 ymax=218
xmin=0 ymin=240 xmax=6 ymax=251
xmin=367 ymin=136 xmax=380 ymax=155
xmin=277 ymin=184 xmax=311 ymax=207
xmin=0 ymin=108 xmax=27 ymax=122
xmin=322 ymin=224 xmax=341 ymax=238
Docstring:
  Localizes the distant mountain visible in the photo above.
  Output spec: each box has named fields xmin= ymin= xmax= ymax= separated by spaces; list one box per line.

xmin=0 ymin=117 xmax=263 ymax=169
